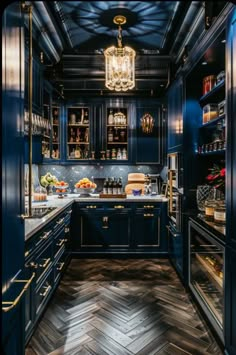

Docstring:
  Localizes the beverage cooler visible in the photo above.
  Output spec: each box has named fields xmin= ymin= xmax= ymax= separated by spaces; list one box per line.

xmin=188 ymin=219 xmax=224 ymax=343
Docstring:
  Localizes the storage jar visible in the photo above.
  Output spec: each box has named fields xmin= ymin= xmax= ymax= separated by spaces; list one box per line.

xmin=202 ymin=104 xmax=219 ymax=123
xmin=202 ymin=75 xmax=216 ymax=95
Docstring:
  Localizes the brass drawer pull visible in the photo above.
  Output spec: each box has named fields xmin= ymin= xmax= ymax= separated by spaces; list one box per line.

xmin=114 ymin=205 xmax=124 ymax=209
xmin=39 ymin=258 xmax=51 ymax=268
xmin=56 ymin=262 xmax=65 ymax=271
xmin=2 ymin=272 xmax=35 ymax=312
xmin=86 ymin=205 xmax=97 ymax=209
xmin=25 ymin=261 xmax=38 ymax=269
xmin=40 ymin=230 xmax=52 ymax=240
xmin=25 ymin=249 xmax=32 ymax=257
xmin=144 ymin=205 xmax=154 ymax=209
xmin=56 ymin=239 xmax=65 ymax=247
xmin=102 ymin=216 xmax=109 ymax=229
xmin=56 ymin=218 xmax=64 ymax=225
xmin=144 ymin=213 xmax=154 ymax=217
xmin=67 ymin=210 xmax=72 ymax=214
xmin=40 ymin=284 xmax=51 ymax=297
xmin=65 ymin=227 xmax=70 ymax=233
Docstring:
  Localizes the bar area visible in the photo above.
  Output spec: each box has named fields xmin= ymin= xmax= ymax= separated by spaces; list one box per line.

xmin=2 ymin=1 xmax=236 ymax=355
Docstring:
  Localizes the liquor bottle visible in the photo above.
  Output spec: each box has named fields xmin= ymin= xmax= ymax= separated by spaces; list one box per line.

xmin=108 ymin=178 xmax=113 ymax=194
xmin=84 ymin=110 xmax=89 ymax=124
xmin=103 ymin=179 xmax=108 ymax=194
xmin=114 ymin=128 xmax=119 ymax=142
xmin=117 ymin=177 xmax=123 ymax=194
xmin=113 ymin=178 xmax=118 ymax=194
xmin=108 ymin=109 xmax=114 ymax=125
xmin=117 ymin=148 xmax=122 ymax=159
xmin=80 ymin=108 xmax=84 ymax=124
xmin=108 ymin=128 xmax=113 ymax=142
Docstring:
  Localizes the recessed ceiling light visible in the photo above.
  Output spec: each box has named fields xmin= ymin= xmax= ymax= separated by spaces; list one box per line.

xmin=202 ymin=61 xmax=207 ymax=65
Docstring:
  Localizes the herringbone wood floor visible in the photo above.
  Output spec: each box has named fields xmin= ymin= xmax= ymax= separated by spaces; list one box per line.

xmin=26 ymin=259 xmax=223 ymax=355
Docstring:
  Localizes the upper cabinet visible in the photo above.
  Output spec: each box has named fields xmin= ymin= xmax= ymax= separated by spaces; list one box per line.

xmin=167 ymin=77 xmax=183 ymax=152
xmin=136 ymin=104 xmax=162 ymax=164
xmin=66 ymin=106 xmax=91 ymax=160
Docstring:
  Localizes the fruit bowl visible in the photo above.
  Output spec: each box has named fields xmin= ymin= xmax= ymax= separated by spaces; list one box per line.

xmin=54 ymin=183 xmax=69 ymax=198
xmin=74 ymin=187 xmax=95 ymax=197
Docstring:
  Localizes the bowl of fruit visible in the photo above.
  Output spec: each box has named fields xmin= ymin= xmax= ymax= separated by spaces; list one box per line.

xmin=54 ymin=181 xmax=69 ymax=198
xmin=74 ymin=178 xmax=96 ymax=196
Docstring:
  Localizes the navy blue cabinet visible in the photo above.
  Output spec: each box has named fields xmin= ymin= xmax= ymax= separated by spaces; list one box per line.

xmin=167 ymin=78 xmax=183 ymax=152
xmin=2 ymin=3 xmax=25 ymax=354
xmin=225 ymin=8 xmax=236 ymax=355
xmin=71 ymin=202 xmax=168 ymax=255
xmin=24 ymin=206 xmax=72 ymax=345
xmin=136 ymin=105 xmax=162 ymax=164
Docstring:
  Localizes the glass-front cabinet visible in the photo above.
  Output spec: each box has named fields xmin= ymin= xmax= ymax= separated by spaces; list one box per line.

xmin=105 ymin=106 xmax=128 ymax=161
xmin=42 ymin=102 xmax=51 ymax=159
xmin=189 ymin=219 xmax=224 ymax=342
xmin=51 ymin=106 xmax=60 ymax=160
xmin=66 ymin=106 xmax=91 ymax=160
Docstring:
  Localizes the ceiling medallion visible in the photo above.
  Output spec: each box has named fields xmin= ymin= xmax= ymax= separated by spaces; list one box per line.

xmin=104 ymin=15 xmax=136 ymax=92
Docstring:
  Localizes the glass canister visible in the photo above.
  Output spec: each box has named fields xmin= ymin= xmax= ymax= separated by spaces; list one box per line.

xmin=214 ymin=203 xmax=226 ymax=225
xmin=202 ymin=75 xmax=216 ymax=95
xmin=205 ymin=200 xmax=216 ymax=221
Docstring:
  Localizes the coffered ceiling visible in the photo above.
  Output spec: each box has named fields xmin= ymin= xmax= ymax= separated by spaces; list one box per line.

xmin=30 ymin=1 xmax=209 ymax=97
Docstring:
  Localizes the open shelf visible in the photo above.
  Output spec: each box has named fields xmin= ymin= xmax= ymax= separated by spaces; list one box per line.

xmin=199 ymin=80 xmax=225 ymax=106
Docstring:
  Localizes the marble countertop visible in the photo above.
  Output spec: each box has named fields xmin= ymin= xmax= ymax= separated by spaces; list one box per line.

xmin=25 ymin=194 xmax=168 ymax=240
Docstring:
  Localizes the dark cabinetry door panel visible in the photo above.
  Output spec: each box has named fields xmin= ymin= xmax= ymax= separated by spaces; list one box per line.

xmin=167 ymin=78 xmax=183 ymax=151
xmin=133 ymin=210 xmax=161 ymax=247
xmin=225 ymin=246 xmax=236 ymax=354
xmin=168 ymin=228 xmax=183 ymax=276
xmin=2 ymin=3 xmax=25 ymax=354
xmin=136 ymin=106 xmax=161 ymax=164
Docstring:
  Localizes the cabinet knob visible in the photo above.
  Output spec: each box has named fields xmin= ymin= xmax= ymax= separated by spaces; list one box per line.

xmin=25 ymin=261 xmax=38 ymax=269
xmin=102 ymin=216 xmax=109 ymax=229
xmin=64 ymin=227 xmax=70 ymax=233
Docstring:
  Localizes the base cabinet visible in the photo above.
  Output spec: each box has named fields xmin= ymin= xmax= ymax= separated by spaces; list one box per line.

xmin=71 ymin=202 xmax=168 ymax=255
xmin=25 ymin=205 xmax=72 ymax=345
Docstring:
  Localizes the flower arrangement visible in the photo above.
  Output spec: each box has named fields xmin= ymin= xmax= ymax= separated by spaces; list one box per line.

xmin=206 ymin=164 xmax=225 ymax=192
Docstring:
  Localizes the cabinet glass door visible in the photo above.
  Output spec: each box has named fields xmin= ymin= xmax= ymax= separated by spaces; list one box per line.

xmin=189 ymin=220 xmax=224 ymax=340
xmin=67 ymin=106 xmax=90 ymax=160
xmin=42 ymin=103 xmax=51 ymax=159
xmin=51 ymin=106 xmax=60 ymax=160
xmin=105 ymin=107 xmax=128 ymax=161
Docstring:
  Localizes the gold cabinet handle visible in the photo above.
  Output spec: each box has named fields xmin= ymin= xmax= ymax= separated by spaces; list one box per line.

xmin=114 ymin=205 xmax=124 ymax=209
xmin=39 ymin=258 xmax=51 ymax=268
xmin=144 ymin=213 xmax=154 ymax=217
xmin=86 ymin=205 xmax=97 ymax=209
xmin=56 ymin=218 xmax=64 ymax=225
xmin=143 ymin=205 xmax=154 ymax=209
xmin=25 ymin=249 xmax=32 ymax=258
xmin=2 ymin=272 xmax=35 ymax=312
xmin=40 ymin=284 xmax=51 ymax=297
xmin=67 ymin=210 xmax=72 ymax=214
xmin=64 ymin=227 xmax=70 ymax=233
xmin=56 ymin=262 xmax=65 ymax=271
xmin=56 ymin=239 xmax=65 ymax=247
xmin=40 ymin=230 xmax=52 ymax=240
xmin=102 ymin=216 xmax=109 ymax=229
xmin=25 ymin=261 xmax=38 ymax=269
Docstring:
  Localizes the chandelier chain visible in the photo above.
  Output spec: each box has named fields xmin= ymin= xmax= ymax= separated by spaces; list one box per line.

xmin=117 ymin=25 xmax=123 ymax=48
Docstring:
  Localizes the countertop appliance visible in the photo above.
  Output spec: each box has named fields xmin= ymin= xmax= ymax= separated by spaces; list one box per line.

xmin=145 ymin=174 xmax=162 ymax=195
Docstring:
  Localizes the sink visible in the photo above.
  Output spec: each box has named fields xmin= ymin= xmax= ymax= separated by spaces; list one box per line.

xmin=25 ymin=206 xmax=57 ymax=218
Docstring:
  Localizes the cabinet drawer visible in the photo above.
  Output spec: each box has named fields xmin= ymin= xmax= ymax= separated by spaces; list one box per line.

xmin=54 ymin=228 xmax=68 ymax=258
xmin=35 ymin=270 xmax=53 ymax=317
xmin=25 ymin=225 xmax=53 ymax=260
xmin=54 ymin=251 xmax=66 ymax=284
xmin=35 ymin=242 xmax=53 ymax=285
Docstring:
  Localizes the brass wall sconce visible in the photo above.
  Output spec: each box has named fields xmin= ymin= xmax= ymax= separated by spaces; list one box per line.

xmin=141 ymin=113 xmax=155 ymax=134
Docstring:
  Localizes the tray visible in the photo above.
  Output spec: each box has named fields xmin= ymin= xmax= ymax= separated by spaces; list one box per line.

xmin=99 ymin=193 xmax=127 ymax=199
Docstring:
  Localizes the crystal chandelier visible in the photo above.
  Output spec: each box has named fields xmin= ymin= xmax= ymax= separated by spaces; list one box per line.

xmin=104 ymin=15 xmax=136 ymax=92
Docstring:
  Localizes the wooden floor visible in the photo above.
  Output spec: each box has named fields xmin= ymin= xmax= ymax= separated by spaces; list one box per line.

xmin=26 ymin=259 xmax=223 ymax=355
